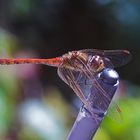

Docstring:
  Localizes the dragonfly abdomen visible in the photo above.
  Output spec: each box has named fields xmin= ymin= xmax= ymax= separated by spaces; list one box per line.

xmin=0 ymin=58 xmax=29 ymax=65
xmin=0 ymin=57 xmax=62 ymax=66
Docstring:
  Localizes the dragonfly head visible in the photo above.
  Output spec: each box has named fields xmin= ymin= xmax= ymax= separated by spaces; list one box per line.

xmin=88 ymin=55 xmax=105 ymax=72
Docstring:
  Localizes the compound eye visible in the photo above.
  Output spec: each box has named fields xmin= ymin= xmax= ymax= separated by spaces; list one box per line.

xmin=89 ymin=55 xmax=100 ymax=67
xmin=89 ymin=55 xmax=104 ymax=72
xmin=89 ymin=55 xmax=100 ymax=64
xmin=99 ymin=60 xmax=104 ymax=65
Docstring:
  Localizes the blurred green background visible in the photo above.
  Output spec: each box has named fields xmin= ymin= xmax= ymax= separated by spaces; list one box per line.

xmin=0 ymin=0 xmax=139 ymax=140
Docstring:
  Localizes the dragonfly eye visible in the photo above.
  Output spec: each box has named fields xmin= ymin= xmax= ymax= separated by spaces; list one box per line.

xmin=89 ymin=55 xmax=104 ymax=72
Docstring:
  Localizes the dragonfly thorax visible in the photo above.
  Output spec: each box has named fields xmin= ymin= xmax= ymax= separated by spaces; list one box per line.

xmin=88 ymin=55 xmax=104 ymax=72
xmin=62 ymin=51 xmax=88 ymax=71
xmin=62 ymin=51 xmax=105 ymax=73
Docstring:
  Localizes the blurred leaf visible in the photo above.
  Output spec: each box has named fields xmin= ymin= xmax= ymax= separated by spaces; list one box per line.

xmin=93 ymin=128 xmax=111 ymax=140
xmin=0 ymin=29 xmax=18 ymax=55
xmin=11 ymin=0 xmax=36 ymax=16
xmin=19 ymin=126 xmax=43 ymax=140
xmin=101 ymin=98 xmax=140 ymax=140
xmin=0 ymin=89 xmax=14 ymax=137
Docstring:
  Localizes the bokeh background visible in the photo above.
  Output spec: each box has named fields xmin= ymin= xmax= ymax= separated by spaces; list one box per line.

xmin=0 ymin=0 xmax=139 ymax=140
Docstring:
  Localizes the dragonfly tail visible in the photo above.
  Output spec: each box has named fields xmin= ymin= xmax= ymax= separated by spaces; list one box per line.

xmin=0 ymin=57 xmax=62 ymax=67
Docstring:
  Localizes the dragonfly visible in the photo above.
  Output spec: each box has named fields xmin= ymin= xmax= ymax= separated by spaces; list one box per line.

xmin=0 ymin=49 xmax=132 ymax=121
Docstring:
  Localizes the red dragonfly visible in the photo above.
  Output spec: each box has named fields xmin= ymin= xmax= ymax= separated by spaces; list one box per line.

xmin=0 ymin=49 xmax=131 ymax=121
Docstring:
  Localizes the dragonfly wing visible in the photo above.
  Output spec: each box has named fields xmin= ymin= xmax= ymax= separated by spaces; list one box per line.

xmin=58 ymin=52 xmax=123 ymax=123
xmin=57 ymin=67 xmax=88 ymax=106
xmin=89 ymin=77 xmax=123 ymax=123
xmin=57 ymin=67 xmax=105 ymax=123
xmin=79 ymin=49 xmax=132 ymax=68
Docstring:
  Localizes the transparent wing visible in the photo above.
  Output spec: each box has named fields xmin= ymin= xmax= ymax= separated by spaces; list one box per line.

xmin=57 ymin=66 xmax=105 ymax=123
xmin=79 ymin=49 xmax=132 ymax=68
xmin=58 ymin=51 xmax=123 ymax=123
xmin=57 ymin=66 xmax=122 ymax=123
xmin=85 ymin=77 xmax=122 ymax=124
xmin=57 ymin=67 xmax=88 ymax=106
